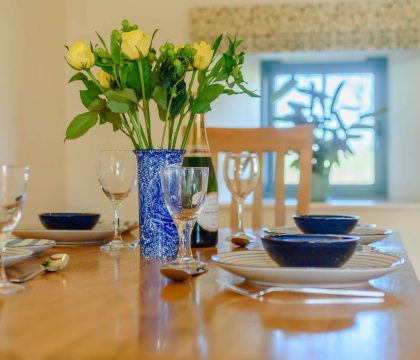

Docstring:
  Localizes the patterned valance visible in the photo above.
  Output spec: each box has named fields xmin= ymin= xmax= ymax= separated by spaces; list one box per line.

xmin=190 ymin=0 xmax=420 ymax=52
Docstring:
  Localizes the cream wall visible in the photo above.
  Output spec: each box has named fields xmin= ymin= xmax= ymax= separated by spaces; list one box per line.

xmin=0 ymin=0 xmax=66 ymax=223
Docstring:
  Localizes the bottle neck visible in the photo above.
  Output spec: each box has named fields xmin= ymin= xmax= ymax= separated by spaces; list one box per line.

xmin=185 ymin=114 xmax=211 ymax=157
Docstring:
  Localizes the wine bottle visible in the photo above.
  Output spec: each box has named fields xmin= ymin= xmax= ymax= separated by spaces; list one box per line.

xmin=183 ymin=114 xmax=219 ymax=247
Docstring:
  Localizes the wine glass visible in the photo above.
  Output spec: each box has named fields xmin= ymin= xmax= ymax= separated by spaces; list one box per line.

xmin=223 ymin=152 xmax=260 ymax=242
xmin=0 ymin=165 xmax=29 ymax=294
xmin=97 ymin=150 xmax=136 ymax=251
xmin=160 ymin=166 xmax=209 ymax=270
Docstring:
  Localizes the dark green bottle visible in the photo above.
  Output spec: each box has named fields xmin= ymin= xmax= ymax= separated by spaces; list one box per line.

xmin=183 ymin=115 xmax=219 ymax=247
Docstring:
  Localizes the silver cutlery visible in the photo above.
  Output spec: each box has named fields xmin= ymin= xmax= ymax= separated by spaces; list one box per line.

xmin=219 ymin=280 xmax=385 ymax=298
xmin=10 ymin=253 xmax=70 ymax=283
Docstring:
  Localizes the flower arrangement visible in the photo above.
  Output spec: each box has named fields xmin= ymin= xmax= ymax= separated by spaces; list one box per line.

xmin=65 ymin=19 xmax=258 ymax=149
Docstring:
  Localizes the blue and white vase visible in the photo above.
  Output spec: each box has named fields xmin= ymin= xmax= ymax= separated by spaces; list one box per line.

xmin=134 ymin=149 xmax=185 ymax=259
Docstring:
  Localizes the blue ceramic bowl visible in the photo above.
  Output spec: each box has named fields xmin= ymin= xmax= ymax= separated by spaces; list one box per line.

xmin=261 ymin=234 xmax=359 ymax=268
xmin=39 ymin=213 xmax=100 ymax=230
xmin=293 ymin=215 xmax=359 ymax=235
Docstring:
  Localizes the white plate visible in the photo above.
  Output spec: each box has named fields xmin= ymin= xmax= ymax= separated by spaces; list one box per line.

xmin=6 ymin=238 xmax=56 ymax=253
xmin=3 ymin=248 xmax=33 ymax=267
xmin=211 ymin=250 xmax=404 ymax=288
xmin=264 ymin=226 xmax=393 ymax=245
xmin=13 ymin=225 xmax=114 ymax=245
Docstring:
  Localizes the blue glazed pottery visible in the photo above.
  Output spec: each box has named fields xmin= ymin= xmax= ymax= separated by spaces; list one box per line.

xmin=39 ymin=213 xmax=100 ymax=230
xmin=134 ymin=149 xmax=185 ymax=259
xmin=261 ymin=234 xmax=359 ymax=268
xmin=293 ymin=214 xmax=359 ymax=235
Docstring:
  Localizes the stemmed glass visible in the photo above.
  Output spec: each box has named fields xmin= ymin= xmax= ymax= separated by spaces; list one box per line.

xmin=97 ymin=150 xmax=136 ymax=251
xmin=223 ymin=152 xmax=260 ymax=242
xmin=0 ymin=165 xmax=29 ymax=294
xmin=160 ymin=166 xmax=209 ymax=270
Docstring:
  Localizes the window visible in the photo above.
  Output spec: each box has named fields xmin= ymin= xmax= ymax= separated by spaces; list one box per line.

xmin=261 ymin=58 xmax=387 ymax=199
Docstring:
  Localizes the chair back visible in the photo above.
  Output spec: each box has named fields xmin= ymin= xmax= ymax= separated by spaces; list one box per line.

xmin=207 ymin=125 xmax=313 ymax=229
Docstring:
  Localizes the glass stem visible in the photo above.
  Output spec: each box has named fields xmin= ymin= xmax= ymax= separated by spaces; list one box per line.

xmin=113 ymin=202 xmax=121 ymax=241
xmin=176 ymin=219 xmax=194 ymax=260
xmin=0 ymin=233 xmax=9 ymax=284
xmin=237 ymin=197 xmax=245 ymax=233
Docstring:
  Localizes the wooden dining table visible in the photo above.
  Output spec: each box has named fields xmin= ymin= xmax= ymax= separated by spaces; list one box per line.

xmin=0 ymin=228 xmax=419 ymax=360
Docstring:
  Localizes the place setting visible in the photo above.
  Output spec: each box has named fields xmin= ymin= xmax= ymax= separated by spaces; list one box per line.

xmin=2 ymin=10 xmax=420 ymax=359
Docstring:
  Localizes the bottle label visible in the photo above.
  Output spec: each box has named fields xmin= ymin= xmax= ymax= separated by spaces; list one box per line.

xmin=198 ymin=192 xmax=219 ymax=232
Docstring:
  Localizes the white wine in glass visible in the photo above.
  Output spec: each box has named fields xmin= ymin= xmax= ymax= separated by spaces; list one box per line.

xmin=0 ymin=165 xmax=29 ymax=294
xmin=97 ymin=151 xmax=136 ymax=251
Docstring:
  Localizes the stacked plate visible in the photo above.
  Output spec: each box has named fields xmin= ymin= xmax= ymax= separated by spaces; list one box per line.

xmin=263 ymin=226 xmax=393 ymax=245
xmin=212 ymin=250 xmax=404 ymax=288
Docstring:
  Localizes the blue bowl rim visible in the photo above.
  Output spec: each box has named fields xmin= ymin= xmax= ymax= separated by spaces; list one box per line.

xmin=39 ymin=213 xmax=100 ymax=218
xmin=293 ymin=214 xmax=360 ymax=221
xmin=262 ymin=234 xmax=360 ymax=243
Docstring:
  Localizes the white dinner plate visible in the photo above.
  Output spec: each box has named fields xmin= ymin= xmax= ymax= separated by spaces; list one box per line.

xmin=6 ymin=238 xmax=56 ymax=254
xmin=3 ymin=248 xmax=33 ymax=267
xmin=211 ymin=250 xmax=404 ymax=288
xmin=13 ymin=222 xmax=138 ymax=246
xmin=264 ymin=226 xmax=393 ymax=245
xmin=13 ymin=225 xmax=113 ymax=245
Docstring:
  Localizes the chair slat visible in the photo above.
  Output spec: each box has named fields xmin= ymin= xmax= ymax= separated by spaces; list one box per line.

xmin=275 ymin=150 xmax=286 ymax=226
xmin=252 ymin=151 xmax=264 ymax=230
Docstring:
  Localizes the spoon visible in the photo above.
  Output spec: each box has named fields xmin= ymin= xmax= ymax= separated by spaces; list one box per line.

xmin=230 ymin=237 xmax=254 ymax=247
xmin=160 ymin=266 xmax=208 ymax=282
xmin=10 ymin=253 xmax=70 ymax=283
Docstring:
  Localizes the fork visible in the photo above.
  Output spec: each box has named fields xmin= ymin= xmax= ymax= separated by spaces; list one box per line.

xmin=219 ymin=281 xmax=385 ymax=298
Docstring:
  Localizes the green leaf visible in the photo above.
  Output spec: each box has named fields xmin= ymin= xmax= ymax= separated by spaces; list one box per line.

xmin=80 ymin=88 xmax=100 ymax=109
xmin=223 ymin=54 xmax=234 ymax=74
xmin=88 ymin=98 xmax=106 ymax=112
xmin=126 ymin=62 xmax=141 ymax=95
xmin=110 ymin=34 xmax=121 ymax=63
xmin=106 ymin=100 xmax=130 ymax=113
xmin=170 ymin=81 xmax=187 ymax=118
xmin=191 ymin=100 xmax=211 ymax=114
xmin=236 ymin=83 xmax=260 ymax=98
xmin=100 ymin=111 xmax=122 ymax=130
xmin=65 ymin=112 xmax=98 ymax=140
xmin=96 ymin=32 xmax=109 ymax=52
xmin=223 ymin=89 xmax=242 ymax=95
xmin=212 ymin=34 xmax=223 ymax=55
xmin=69 ymin=72 xmax=88 ymax=84
xmin=106 ymin=88 xmax=137 ymax=103
xmin=197 ymin=84 xmax=224 ymax=103
xmin=271 ymin=78 xmax=297 ymax=101
xmin=138 ymin=59 xmax=151 ymax=98
xmin=152 ymin=86 xmax=168 ymax=110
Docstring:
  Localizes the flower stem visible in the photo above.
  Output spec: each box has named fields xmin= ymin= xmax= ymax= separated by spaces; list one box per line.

xmin=137 ymin=60 xmax=153 ymax=148
xmin=172 ymin=70 xmax=197 ymax=149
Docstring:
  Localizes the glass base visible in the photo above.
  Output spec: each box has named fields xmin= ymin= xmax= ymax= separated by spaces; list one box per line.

xmin=165 ymin=258 xmax=208 ymax=273
xmin=100 ymin=239 xmax=132 ymax=252
xmin=227 ymin=231 xmax=256 ymax=243
xmin=0 ymin=280 xmax=25 ymax=294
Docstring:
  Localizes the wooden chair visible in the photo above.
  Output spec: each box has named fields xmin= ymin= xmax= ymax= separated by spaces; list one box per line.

xmin=207 ymin=125 xmax=313 ymax=230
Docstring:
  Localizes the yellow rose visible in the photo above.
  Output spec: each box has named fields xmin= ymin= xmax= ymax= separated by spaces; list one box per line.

xmin=97 ymin=68 xmax=113 ymax=89
xmin=121 ymin=29 xmax=152 ymax=60
xmin=66 ymin=41 xmax=95 ymax=70
xmin=193 ymin=41 xmax=213 ymax=70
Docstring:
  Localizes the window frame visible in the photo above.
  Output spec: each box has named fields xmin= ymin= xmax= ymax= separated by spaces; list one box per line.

xmin=261 ymin=58 xmax=388 ymax=200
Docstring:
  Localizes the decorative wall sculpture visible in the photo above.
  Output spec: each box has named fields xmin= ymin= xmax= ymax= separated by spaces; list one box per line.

xmin=191 ymin=0 xmax=420 ymax=52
